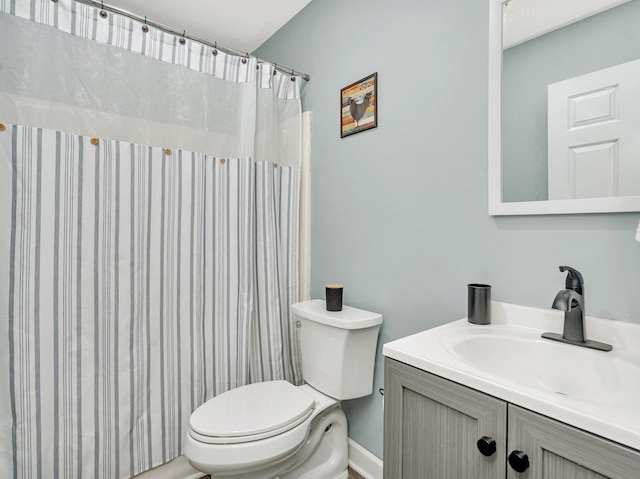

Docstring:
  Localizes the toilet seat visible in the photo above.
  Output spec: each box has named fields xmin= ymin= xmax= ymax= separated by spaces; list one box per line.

xmin=184 ymin=384 xmax=343 ymax=477
xmin=188 ymin=408 xmax=313 ymax=444
xmin=188 ymin=380 xmax=315 ymax=445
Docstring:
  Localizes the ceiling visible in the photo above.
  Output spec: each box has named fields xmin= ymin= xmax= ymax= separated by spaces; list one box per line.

xmin=503 ymin=0 xmax=630 ymax=49
xmin=106 ymin=0 xmax=313 ymax=53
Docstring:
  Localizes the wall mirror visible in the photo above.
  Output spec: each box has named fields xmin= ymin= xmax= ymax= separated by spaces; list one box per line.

xmin=488 ymin=0 xmax=640 ymax=215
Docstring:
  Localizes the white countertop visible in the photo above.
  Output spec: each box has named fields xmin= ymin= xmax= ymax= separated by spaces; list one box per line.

xmin=383 ymin=301 xmax=640 ymax=451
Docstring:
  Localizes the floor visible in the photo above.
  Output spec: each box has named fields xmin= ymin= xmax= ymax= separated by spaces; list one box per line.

xmin=201 ymin=468 xmax=364 ymax=479
xmin=348 ymin=467 xmax=365 ymax=479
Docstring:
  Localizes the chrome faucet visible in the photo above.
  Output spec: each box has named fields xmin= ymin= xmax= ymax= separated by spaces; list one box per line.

xmin=541 ymin=266 xmax=612 ymax=352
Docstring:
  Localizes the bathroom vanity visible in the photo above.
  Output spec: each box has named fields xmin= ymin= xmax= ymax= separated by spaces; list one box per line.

xmin=382 ymin=302 xmax=640 ymax=478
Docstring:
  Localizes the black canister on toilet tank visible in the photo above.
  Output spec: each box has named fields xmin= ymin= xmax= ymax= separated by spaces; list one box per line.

xmin=325 ymin=284 xmax=343 ymax=311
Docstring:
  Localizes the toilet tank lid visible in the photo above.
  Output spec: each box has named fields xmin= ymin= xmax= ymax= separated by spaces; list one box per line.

xmin=292 ymin=299 xmax=383 ymax=330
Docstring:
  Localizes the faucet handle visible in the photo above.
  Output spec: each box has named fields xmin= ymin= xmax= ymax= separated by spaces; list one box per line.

xmin=559 ymin=266 xmax=583 ymax=293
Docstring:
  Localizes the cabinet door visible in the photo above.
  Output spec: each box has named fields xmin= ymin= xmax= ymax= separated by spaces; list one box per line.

xmin=507 ymin=405 xmax=640 ymax=479
xmin=384 ymin=358 xmax=507 ymax=479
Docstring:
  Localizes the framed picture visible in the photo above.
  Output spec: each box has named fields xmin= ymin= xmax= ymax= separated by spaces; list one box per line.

xmin=340 ymin=72 xmax=378 ymax=138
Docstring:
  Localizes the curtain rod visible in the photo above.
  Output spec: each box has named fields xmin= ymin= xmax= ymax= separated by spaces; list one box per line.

xmin=69 ymin=0 xmax=311 ymax=82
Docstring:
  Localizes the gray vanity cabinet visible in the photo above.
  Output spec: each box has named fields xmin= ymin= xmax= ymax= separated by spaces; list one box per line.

xmin=384 ymin=358 xmax=507 ymax=479
xmin=384 ymin=358 xmax=640 ymax=479
xmin=508 ymin=405 xmax=640 ymax=479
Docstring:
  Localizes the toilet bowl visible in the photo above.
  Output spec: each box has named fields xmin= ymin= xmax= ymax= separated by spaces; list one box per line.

xmin=184 ymin=382 xmax=346 ymax=478
xmin=184 ymin=300 xmax=383 ymax=479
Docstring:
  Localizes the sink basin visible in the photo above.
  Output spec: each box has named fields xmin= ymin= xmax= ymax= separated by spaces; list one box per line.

xmin=383 ymin=301 xmax=640 ymax=451
xmin=443 ymin=329 xmax=640 ymax=408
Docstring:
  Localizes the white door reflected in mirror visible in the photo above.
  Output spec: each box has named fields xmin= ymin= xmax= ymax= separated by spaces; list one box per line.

xmin=548 ymin=59 xmax=640 ymax=200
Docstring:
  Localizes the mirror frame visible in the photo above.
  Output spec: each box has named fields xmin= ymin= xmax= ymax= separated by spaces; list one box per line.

xmin=488 ymin=0 xmax=640 ymax=215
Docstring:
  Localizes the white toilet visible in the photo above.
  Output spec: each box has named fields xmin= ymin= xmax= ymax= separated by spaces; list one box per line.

xmin=184 ymin=299 xmax=382 ymax=479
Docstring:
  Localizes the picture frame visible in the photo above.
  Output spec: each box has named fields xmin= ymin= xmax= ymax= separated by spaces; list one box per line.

xmin=340 ymin=72 xmax=378 ymax=138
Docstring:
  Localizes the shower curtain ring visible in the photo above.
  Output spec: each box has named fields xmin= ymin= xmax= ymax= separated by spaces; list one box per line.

xmin=212 ymin=42 xmax=218 ymax=56
xmin=242 ymin=53 xmax=249 ymax=65
xmin=273 ymin=64 xmax=278 ymax=76
xmin=291 ymin=69 xmax=296 ymax=82
xmin=99 ymin=1 xmax=107 ymax=18
xmin=179 ymin=30 xmax=186 ymax=45
xmin=142 ymin=17 xmax=149 ymax=33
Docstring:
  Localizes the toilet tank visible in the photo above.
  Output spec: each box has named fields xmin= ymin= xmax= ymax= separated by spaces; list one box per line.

xmin=291 ymin=300 xmax=383 ymax=401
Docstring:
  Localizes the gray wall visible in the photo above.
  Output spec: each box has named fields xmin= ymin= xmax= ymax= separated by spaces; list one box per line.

xmin=503 ymin=0 xmax=640 ymax=202
xmin=255 ymin=0 xmax=640 ymax=460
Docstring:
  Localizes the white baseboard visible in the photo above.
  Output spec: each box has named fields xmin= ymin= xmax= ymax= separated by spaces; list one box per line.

xmin=348 ymin=438 xmax=383 ymax=479
xmin=132 ymin=455 xmax=204 ymax=479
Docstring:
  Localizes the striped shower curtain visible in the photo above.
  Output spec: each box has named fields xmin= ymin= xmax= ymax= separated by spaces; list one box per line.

xmin=0 ymin=129 xmax=301 ymax=478
xmin=0 ymin=0 xmax=304 ymax=477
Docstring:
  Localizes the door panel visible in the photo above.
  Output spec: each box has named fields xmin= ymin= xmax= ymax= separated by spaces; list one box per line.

xmin=542 ymin=450 xmax=608 ymax=479
xmin=401 ymin=388 xmax=498 ymax=478
xmin=384 ymin=358 xmax=507 ymax=479
xmin=507 ymin=405 xmax=640 ymax=479
xmin=548 ymin=58 xmax=640 ymax=199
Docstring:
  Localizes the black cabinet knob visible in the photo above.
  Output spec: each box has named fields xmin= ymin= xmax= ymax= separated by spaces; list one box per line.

xmin=508 ymin=450 xmax=530 ymax=473
xmin=476 ymin=436 xmax=497 ymax=457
